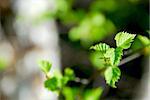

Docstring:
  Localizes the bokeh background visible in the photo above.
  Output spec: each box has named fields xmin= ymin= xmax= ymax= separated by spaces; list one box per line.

xmin=0 ymin=0 xmax=149 ymax=100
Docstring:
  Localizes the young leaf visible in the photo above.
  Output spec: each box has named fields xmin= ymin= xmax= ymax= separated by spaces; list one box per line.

xmin=90 ymin=43 xmax=110 ymax=53
xmin=114 ymin=48 xmax=123 ymax=66
xmin=104 ymin=66 xmax=121 ymax=88
xmin=115 ymin=32 xmax=136 ymax=49
xmin=44 ymin=77 xmax=58 ymax=91
xmin=39 ymin=60 xmax=52 ymax=74
xmin=104 ymin=48 xmax=115 ymax=66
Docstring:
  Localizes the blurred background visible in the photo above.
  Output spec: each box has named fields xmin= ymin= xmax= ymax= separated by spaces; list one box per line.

xmin=0 ymin=0 xmax=149 ymax=100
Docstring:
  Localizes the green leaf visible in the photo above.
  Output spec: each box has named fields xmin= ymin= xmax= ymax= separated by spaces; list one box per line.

xmin=44 ymin=77 xmax=58 ymax=91
xmin=104 ymin=48 xmax=115 ymax=66
xmin=90 ymin=43 xmax=110 ymax=53
xmin=115 ymin=32 xmax=136 ymax=49
xmin=84 ymin=87 xmax=103 ymax=100
xmin=104 ymin=66 xmax=121 ymax=88
xmin=64 ymin=68 xmax=75 ymax=80
xmin=114 ymin=48 xmax=123 ymax=66
xmin=39 ymin=60 xmax=52 ymax=74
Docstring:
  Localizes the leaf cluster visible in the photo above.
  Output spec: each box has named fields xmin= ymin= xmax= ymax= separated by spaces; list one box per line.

xmin=39 ymin=60 xmax=75 ymax=91
xmin=90 ymin=32 xmax=136 ymax=87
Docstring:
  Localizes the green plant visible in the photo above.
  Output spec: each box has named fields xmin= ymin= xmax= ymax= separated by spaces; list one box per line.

xmin=90 ymin=32 xmax=136 ymax=87
xmin=39 ymin=32 xmax=136 ymax=99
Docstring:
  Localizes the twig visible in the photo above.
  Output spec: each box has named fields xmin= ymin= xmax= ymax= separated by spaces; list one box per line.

xmin=119 ymin=53 xmax=141 ymax=66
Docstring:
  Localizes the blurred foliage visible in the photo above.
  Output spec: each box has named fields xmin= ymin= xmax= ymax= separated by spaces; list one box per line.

xmin=35 ymin=0 xmax=149 ymax=30
xmin=0 ymin=57 xmax=7 ymax=70
xmin=62 ymin=87 xmax=78 ymax=100
xmin=90 ymin=0 xmax=118 ymax=12
xmin=62 ymin=87 xmax=103 ymax=100
xmin=33 ymin=0 xmax=149 ymax=48
xmin=69 ymin=12 xmax=115 ymax=47
xmin=131 ymin=35 xmax=150 ymax=55
xmin=33 ymin=0 xmax=148 ymax=49
xmin=84 ymin=87 xmax=103 ymax=100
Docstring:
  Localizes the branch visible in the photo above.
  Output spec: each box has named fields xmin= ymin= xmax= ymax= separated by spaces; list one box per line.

xmin=119 ymin=53 xmax=141 ymax=66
